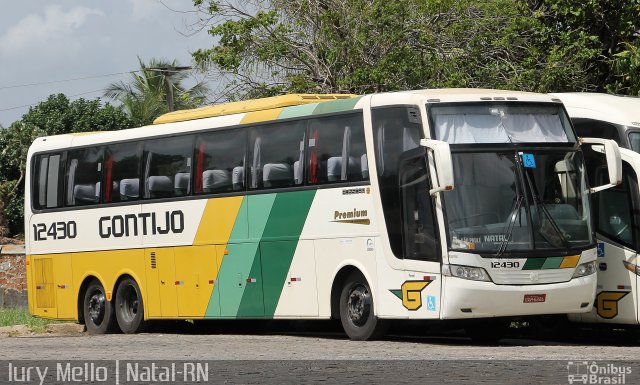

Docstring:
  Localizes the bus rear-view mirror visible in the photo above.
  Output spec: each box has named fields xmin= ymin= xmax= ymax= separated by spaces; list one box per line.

xmin=580 ymin=137 xmax=622 ymax=193
xmin=420 ymin=139 xmax=454 ymax=195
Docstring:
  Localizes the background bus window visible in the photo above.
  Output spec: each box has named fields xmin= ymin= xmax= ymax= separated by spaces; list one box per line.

xmin=104 ymin=142 xmax=142 ymax=203
xmin=249 ymin=122 xmax=306 ymax=189
xmin=195 ymin=129 xmax=246 ymax=194
xmin=372 ymin=106 xmax=423 ymax=258
xmin=33 ymin=153 xmax=64 ymax=209
xmin=143 ymin=136 xmax=193 ymax=199
xmin=629 ymin=132 xmax=640 ymax=153
xmin=307 ymin=113 xmax=367 ymax=184
xmin=65 ymin=147 xmax=103 ymax=206
xmin=573 ymin=119 xmax=620 ymax=144
xmin=594 ymin=164 xmax=637 ymax=248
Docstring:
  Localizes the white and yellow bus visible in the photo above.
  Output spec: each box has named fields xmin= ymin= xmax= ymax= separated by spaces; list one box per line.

xmin=25 ymin=89 xmax=621 ymax=341
xmin=552 ymin=93 xmax=640 ymax=325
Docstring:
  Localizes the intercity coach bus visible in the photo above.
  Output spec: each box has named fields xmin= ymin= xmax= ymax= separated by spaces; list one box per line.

xmin=552 ymin=93 xmax=640 ymax=326
xmin=25 ymin=89 xmax=621 ymax=341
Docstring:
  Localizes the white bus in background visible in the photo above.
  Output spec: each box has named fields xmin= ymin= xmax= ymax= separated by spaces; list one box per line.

xmin=552 ymin=93 xmax=640 ymax=326
xmin=25 ymin=89 xmax=621 ymax=342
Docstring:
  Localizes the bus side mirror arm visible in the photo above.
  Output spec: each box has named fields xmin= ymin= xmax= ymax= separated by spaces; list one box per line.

xmin=580 ymin=137 xmax=622 ymax=193
xmin=420 ymin=139 xmax=455 ymax=195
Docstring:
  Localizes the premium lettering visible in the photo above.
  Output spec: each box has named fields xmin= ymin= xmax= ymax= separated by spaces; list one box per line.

xmin=99 ymin=211 xmax=184 ymax=238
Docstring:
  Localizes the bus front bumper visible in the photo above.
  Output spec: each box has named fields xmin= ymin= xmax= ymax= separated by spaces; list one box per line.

xmin=440 ymin=274 xmax=596 ymax=319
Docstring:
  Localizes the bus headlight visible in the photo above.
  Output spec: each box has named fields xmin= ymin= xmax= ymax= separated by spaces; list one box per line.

xmin=442 ymin=264 xmax=491 ymax=282
xmin=572 ymin=261 xmax=597 ymax=278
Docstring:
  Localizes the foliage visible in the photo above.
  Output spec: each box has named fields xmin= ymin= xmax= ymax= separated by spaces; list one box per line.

xmin=531 ymin=0 xmax=640 ymax=94
xmin=0 ymin=95 xmax=131 ymax=236
xmin=104 ymin=57 xmax=210 ymax=126
xmin=0 ymin=308 xmax=61 ymax=333
xmin=191 ymin=0 xmax=640 ymax=98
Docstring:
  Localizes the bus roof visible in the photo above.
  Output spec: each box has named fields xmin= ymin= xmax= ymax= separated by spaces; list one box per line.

xmin=153 ymin=94 xmax=357 ymax=124
xmin=551 ymin=92 xmax=640 ymax=127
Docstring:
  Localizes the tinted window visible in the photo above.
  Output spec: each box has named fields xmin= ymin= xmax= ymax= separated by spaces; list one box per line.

xmin=143 ymin=136 xmax=193 ymax=199
xmin=104 ymin=142 xmax=142 ymax=203
xmin=66 ymin=147 xmax=103 ymax=206
xmin=372 ymin=107 xmax=423 ymax=257
xmin=308 ymin=113 xmax=367 ymax=184
xmin=195 ymin=129 xmax=246 ymax=194
xmin=573 ymin=119 xmax=621 ymax=144
xmin=629 ymin=132 xmax=640 ymax=153
xmin=249 ymin=122 xmax=306 ymax=189
xmin=595 ymin=163 xmax=637 ymax=248
xmin=400 ymin=156 xmax=438 ymax=261
xmin=33 ymin=153 xmax=64 ymax=209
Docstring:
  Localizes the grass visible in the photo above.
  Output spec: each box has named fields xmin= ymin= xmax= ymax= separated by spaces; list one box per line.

xmin=0 ymin=308 xmax=61 ymax=333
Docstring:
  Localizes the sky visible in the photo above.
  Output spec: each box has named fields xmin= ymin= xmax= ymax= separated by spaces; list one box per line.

xmin=0 ymin=0 xmax=215 ymax=127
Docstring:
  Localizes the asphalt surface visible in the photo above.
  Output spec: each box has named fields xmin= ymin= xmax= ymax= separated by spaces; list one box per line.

xmin=1 ymin=322 xmax=639 ymax=384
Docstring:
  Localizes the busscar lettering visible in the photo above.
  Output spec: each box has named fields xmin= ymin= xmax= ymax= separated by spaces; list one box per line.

xmin=99 ymin=210 xmax=184 ymax=238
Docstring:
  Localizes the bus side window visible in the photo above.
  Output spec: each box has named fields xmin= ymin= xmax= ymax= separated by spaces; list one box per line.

xmin=573 ymin=119 xmax=620 ymax=145
xmin=195 ymin=129 xmax=246 ymax=194
xmin=33 ymin=153 xmax=64 ymax=209
xmin=594 ymin=163 xmax=637 ymax=249
xmin=143 ymin=136 xmax=193 ymax=199
xmin=307 ymin=113 xmax=367 ymax=185
xmin=249 ymin=121 xmax=306 ymax=190
xmin=65 ymin=147 xmax=103 ymax=206
xmin=104 ymin=142 xmax=142 ymax=203
xmin=372 ymin=106 xmax=423 ymax=259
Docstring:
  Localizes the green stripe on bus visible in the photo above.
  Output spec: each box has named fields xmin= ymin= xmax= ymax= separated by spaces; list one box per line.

xmin=312 ymin=96 xmax=362 ymax=115
xmin=522 ymin=258 xmax=546 ymax=270
xmin=541 ymin=256 xmax=564 ymax=269
xmin=278 ymin=103 xmax=320 ymax=119
xmin=259 ymin=190 xmax=315 ymax=316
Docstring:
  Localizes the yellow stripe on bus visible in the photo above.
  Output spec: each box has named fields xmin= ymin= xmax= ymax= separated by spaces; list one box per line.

xmin=193 ymin=197 xmax=244 ymax=245
xmin=240 ymin=108 xmax=284 ymax=124
xmin=560 ymin=255 xmax=580 ymax=268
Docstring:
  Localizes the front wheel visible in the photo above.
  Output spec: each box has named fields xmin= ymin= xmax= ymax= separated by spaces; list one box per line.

xmin=83 ymin=280 xmax=116 ymax=334
xmin=339 ymin=272 xmax=388 ymax=340
xmin=115 ymin=277 xmax=147 ymax=334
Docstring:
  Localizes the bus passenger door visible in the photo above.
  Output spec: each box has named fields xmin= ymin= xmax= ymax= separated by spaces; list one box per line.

xmin=399 ymin=153 xmax=442 ymax=319
xmin=582 ymin=159 xmax=639 ymax=324
xmin=217 ymin=243 xmax=264 ymax=317
xmin=144 ymin=248 xmax=178 ymax=318
xmin=174 ymin=245 xmax=219 ymax=318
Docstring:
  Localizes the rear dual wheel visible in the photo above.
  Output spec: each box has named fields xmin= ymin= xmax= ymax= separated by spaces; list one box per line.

xmin=115 ymin=277 xmax=147 ymax=334
xmin=83 ymin=280 xmax=116 ymax=334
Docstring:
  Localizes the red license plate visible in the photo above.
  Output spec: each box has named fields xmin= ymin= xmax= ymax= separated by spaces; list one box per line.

xmin=523 ymin=294 xmax=546 ymax=303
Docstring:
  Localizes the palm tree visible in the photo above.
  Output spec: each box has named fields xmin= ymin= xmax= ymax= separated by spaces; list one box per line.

xmin=104 ymin=57 xmax=210 ymax=126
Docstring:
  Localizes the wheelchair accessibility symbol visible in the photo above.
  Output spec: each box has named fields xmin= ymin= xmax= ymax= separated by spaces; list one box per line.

xmin=427 ymin=295 xmax=437 ymax=311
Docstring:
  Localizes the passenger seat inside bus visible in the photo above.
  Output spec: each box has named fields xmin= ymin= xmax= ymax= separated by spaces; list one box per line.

xmin=232 ymin=166 xmax=244 ymax=190
xmin=326 ymin=156 xmax=365 ymax=181
xmin=73 ymin=182 xmax=100 ymax=204
xmin=174 ymin=172 xmax=190 ymax=196
xmin=263 ymin=163 xmax=292 ymax=187
xmin=147 ymin=175 xmax=173 ymax=198
xmin=202 ymin=169 xmax=231 ymax=192
xmin=119 ymin=178 xmax=139 ymax=200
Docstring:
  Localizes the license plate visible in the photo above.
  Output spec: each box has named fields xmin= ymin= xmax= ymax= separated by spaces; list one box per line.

xmin=523 ymin=294 xmax=546 ymax=303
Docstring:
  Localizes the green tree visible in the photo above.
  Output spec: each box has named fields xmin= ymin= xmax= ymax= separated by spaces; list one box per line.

xmin=0 ymin=94 xmax=132 ymax=236
xmin=530 ymin=0 xmax=640 ymax=94
xmin=191 ymin=0 xmax=611 ymax=99
xmin=104 ymin=57 xmax=210 ymax=126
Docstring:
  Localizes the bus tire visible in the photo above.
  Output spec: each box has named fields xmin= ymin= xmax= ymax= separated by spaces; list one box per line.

xmin=339 ymin=272 xmax=388 ymax=340
xmin=114 ymin=277 xmax=147 ymax=334
xmin=83 ymin=280 xmax=116 ymax=334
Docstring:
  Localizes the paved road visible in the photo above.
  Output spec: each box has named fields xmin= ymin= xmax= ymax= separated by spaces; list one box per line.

xmin=1 ymin=323 xmax=639 ymax=384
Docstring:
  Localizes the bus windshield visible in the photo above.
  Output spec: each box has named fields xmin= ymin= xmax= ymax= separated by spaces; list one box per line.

xmin=444 ymin=150 xmax=593 ymax=254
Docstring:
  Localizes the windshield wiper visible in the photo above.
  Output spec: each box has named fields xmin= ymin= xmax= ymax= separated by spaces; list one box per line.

xmin=522 ymin=167 xmax=570 ymax=248
xmin=496 ymin=195 xmax=524 ymax=257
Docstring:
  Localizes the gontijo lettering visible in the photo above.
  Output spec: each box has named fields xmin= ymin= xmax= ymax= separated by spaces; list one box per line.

xmin=99 ymin=210 xmax=184 ymax=238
